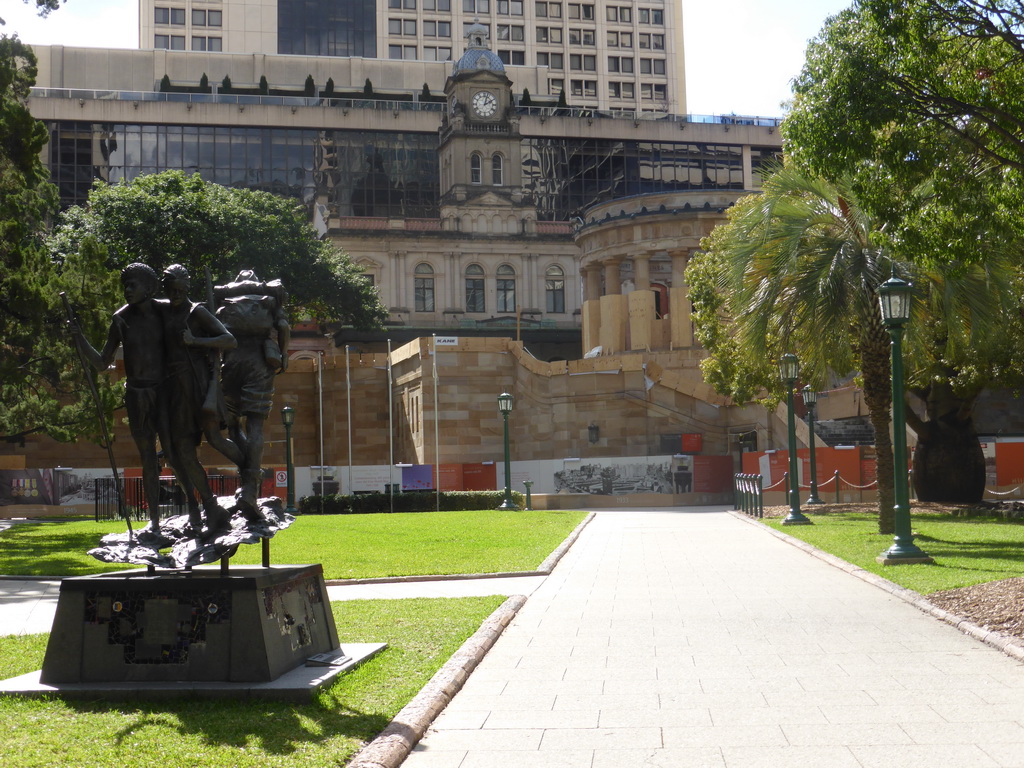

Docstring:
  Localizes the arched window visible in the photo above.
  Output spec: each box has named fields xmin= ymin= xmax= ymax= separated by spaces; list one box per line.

xmin=545 ymin=264 xmax=565 ymax=313
xmin=497 ymin=264 xmax=516 ymax=313
xmin=465 ymin=263 xmax=485 ymax=313
xmin=491 ymin=153 xmax=503 ymax=186
xmin=470 ymin=153 xmax=482 ymax=185
xmin=414 ymin=263 xmax=435 ymax=312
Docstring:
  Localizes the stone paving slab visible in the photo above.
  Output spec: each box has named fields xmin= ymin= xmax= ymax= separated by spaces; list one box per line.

xmin=401 ymin=508 xmax=1024 ymax=768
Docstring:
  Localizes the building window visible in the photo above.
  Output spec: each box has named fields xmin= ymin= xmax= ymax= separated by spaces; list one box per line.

xmin=424 ymin=46 xmax=452 ymax=60
xmin=535 ymin=0 xmax=547 ymax=16
xmin=498 ymin=50 xmax=526 ymax=65
xmin=497 ymin=0 xmax=524 ymax=14
xmin=464 ymin=0 xmax=490 ymax=11
xmin=414 ymin=264 xmax=435 ymax=312
xmin=470 ymin=153 xmax=482 ymax=184
xmin=548 ymin=78 xmax=564 ymax=94
xmin=425 ymin=21 xmax=451 ymax=37
xmin=155 ymin=7 xmax=169 ymax=24
xmin=424 ymin=0 xmax=452 ymax=8
xmin=465 ymin=264 xmax=485 ymax=312
xmin=491 ymin=153 xmax=503 ymax=185
xmin=170 ymin=35 xmax=186 ymax=50
xmin=170 ymin=7 xmax=185 ymax=25
xmin=154 ymin=34 xmax=169 ymax=48
xmin=192 ymin=9 xmax=206 ymax=25
xmin=546 ymin=265 xmax=565 ymax=313
xmin=497 ymin=265 xmax=516 ymax=312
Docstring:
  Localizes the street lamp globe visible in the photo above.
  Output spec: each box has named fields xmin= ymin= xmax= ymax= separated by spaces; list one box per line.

xmin=497 ymin=392 xmax=514 ymax=414
xmin=878 ymin=275 xmax=913 ymax=328
xmin=778 ymin=353 xmax=799 ymax=385
xmin=802 ymin=385 xmax=817 ymax=407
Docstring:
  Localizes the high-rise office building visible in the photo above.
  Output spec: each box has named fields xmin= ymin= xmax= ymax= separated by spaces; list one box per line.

xmin=139 ymin=0 xmax=686 ymax=113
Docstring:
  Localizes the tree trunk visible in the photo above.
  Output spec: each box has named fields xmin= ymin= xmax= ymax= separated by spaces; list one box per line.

xmin=909 ymin=382 xmax=985 ymax=503
xmin=859 ymin=317 xmax=895 ymax=534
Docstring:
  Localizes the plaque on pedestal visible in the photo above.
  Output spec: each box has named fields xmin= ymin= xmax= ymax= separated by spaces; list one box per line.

xmin=41 ymin=564 xmax=339 ymax=684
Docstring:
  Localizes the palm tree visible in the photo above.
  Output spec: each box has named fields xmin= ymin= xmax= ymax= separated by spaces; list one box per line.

xmin=700 ymin=165 xmax=899 ymax=532
xmin=697 ymin=162 xmax=1020 ymax=527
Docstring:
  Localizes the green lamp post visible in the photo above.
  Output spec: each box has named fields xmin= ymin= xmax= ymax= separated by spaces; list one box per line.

xmin=780 ymin=354 xmax=811 ymax=525
xmin=877 ymin=276 xmax=932 ymax=564
xmin=802 ymin=385 xmax=824 ymax=505
xmin=281 ymin=405 xmax=297 ymax=515
xmin=497 ymin=392 xmax=518 ymax=510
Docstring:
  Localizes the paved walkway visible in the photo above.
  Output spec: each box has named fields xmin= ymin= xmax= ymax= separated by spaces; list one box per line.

xmin=403 ymin=508 xmax=1024 ymax=768
xmin=5 ymin=508 xmax=1024 ymax=767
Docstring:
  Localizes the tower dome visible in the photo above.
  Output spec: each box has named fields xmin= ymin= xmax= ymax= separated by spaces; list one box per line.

xmin=452 ymin=19 xmax=506 ymax=75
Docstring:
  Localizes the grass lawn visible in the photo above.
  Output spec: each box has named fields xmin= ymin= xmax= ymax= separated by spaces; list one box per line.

xmin=0 ymin=596 xmax=504 ymax=768
xmin=0 ymin=510 xmax=588 ymax=579
xmin=765 ymin=510 xmax=1024 ymax=594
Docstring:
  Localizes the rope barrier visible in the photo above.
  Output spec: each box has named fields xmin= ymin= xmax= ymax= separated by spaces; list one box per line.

xmin=985 ymin=485 xmax=1024 ymax=497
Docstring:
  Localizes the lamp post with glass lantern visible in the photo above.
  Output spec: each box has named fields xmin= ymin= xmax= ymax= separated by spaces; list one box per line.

xmin=780 ymin=354 xmax=811 ymax=525
xmin=877 ymin=277 xmax=932 ymax=564
xmin=281 ymin=405 xmax=297 ymax=515
xmin=497 ymin=392 xmax=518 ymax=510
xmin=802 ymin=385 xmax=824 ymax=505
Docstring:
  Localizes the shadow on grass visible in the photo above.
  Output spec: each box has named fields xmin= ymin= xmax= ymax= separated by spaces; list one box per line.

xmin=67 ymin=690 xmax=391 ymax=758
xmin=0 ymin=526 xmax=134 ymax=577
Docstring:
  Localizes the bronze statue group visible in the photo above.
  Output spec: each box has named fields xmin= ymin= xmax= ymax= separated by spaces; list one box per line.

xmin=69 ymin=263 xmax=289 ymax=548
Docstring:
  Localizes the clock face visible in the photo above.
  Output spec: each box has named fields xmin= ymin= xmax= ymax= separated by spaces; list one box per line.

xmin=471 ymin=90 xmax=498 ymax=118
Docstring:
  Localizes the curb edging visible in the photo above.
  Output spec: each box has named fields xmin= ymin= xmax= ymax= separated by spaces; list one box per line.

xmin=346 ymin=594 xmax=528 ymax=768
xmin=728 ymin=509 xmax=1024 ymax=664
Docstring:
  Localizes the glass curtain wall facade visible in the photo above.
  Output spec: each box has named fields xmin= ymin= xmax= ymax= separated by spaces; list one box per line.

xmin=278 ymin=0 xmax=378 ymax=57
xmin=46 ymin=121 xmax=779 ymax=221
xmin=523 ymin=138 xmax=760 ymax=220
xmin=47 ymin=122 xmax=438 ymax=215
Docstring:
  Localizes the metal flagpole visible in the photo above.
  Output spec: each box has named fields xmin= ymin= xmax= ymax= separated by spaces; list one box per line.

xmin=433 ymin=334 xmax=440 ymax=513
xmin=387 ymin=338 xmax=394 ymax=514
xmin=346 ymin=346 xmax=353 ymax=498
xmin=318 ymin=351 xmax=324 ymax=515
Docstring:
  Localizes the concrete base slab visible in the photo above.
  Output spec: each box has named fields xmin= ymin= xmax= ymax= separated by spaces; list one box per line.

xmin=0 ymin=642 xmax=386 ymax=702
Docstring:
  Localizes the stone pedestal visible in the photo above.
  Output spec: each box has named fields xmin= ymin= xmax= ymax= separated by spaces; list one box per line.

xmin=40 ymin=564 xmax=339 ymax=685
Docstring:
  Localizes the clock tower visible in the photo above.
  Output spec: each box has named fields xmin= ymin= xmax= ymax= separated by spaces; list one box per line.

xmin=439 ymin=21 xmax=531 ymax=232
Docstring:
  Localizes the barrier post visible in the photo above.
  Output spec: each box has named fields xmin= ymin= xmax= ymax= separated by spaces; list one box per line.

xmin=834 ymin=470 xmax=840 ymax=504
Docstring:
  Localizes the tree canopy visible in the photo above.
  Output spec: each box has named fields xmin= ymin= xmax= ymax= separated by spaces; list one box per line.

xmin=716 ymin=0 xmax=1024 ymax=505
xmin=48 ymin=170 xmax=387 ymax=329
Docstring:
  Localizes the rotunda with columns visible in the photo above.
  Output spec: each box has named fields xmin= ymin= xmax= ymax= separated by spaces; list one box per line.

xmin=575 ymin=189 xmax=747 ymax=356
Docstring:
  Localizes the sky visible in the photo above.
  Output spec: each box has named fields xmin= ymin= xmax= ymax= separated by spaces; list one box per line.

xmin=3 ymin=0 xmax=853 ymax=117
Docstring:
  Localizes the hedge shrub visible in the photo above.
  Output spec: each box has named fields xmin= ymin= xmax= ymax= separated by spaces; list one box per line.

xmin=298 ymin=490 xmax=526 ymax=515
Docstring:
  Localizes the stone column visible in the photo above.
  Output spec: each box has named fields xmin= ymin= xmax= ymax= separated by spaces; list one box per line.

xmin=604 ymin=258 xmax=622 ymax=296
xmin=634 ymin=252 xmax=652 ymax=291
xmin=583 ymin=264 xmax=602 ymax=302
xmin=669 ymin=249 xmax=692 ymax=348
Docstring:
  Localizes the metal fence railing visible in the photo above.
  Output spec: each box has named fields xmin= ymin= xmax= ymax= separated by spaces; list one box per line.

xmin=94 ymin=475 xmax=241 ymax=523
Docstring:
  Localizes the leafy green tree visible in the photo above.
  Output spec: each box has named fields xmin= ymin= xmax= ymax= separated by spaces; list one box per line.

xmin=304 ymin=74 xmax=315 ymax=97
xmin=781 ymin=0 xmax=1024 ymax=502
xmin=199 ymin=72 xmax=209 ymax=92
xmin=259 ymin=75 xmax=269 ymax=95
xmin=787 ymin=0 xmax=1024 ymax=181
xmin=0 ymin=35 xmax=58 ymax=414
xmin=324 ymin=77 xmax=335 ymax=98
xmin=48 ymin=171 xmax=387 ymax=330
